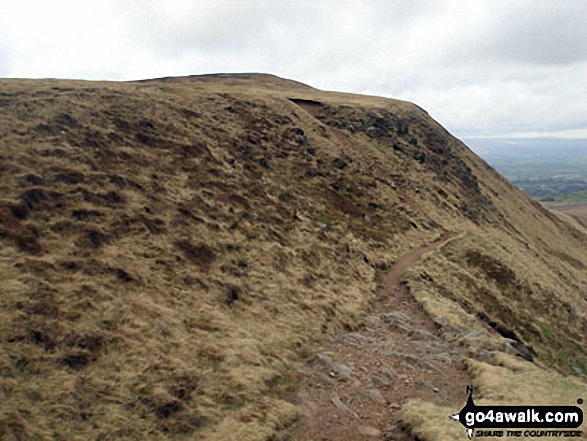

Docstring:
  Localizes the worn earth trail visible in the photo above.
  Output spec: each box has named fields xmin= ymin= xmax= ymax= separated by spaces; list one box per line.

xmin=292 ymin=235 xmax=469 ymax=440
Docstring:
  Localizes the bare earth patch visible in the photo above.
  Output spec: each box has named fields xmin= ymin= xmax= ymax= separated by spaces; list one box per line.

xmin=292 ymin=236 xmax=470 ymax=440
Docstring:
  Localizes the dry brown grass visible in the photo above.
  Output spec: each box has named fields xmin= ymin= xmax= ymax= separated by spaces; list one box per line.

xmin=1 ymin=74 xmax=585 ymax=439
xmin=405 ymin=225 xmax=587 ymax=373
xmin=543 ymin=202 xmax=587 ymax=231
xmin=403 ymin=216 xmax=586 ymax=439
xmin=403 ymin=355 xmax=587 ymax=441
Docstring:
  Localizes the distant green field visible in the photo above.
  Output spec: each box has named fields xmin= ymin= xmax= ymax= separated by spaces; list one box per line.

xmin=465 ymin=137 xmax=587 ymax=203
xmin=511 ymin=181 xmax=587 ymax=203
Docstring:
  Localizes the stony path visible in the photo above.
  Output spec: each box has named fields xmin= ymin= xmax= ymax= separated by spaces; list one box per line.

xmin=291 ymin=235 xmax=469 ymax=440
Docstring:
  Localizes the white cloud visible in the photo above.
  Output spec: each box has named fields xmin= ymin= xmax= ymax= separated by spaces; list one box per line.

xmin=0 ymin=33 xmax=13 ymax=77
xmin=466 ymin=128 xmax=587 ymax=140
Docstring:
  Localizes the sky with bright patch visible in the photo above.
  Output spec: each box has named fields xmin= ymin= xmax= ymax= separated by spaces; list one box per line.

xmin=1 ymin=0 xmax=586 ymax=142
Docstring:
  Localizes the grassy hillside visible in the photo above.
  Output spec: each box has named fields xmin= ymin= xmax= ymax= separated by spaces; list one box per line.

xmin=0 ymin=74 xmax=585 ymax=440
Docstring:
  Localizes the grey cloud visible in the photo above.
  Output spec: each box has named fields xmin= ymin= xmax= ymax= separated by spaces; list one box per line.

xmin=118 ymin=0 xmax=326 ymax=58
xmin=453 ymin=1 xmax=587 ymax=66
xmin=117 ymin=0 xmax=443 ymax=65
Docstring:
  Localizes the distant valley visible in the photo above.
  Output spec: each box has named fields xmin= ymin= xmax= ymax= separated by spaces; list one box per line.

xmin=467 ymin=137 xmax=587 ymax=203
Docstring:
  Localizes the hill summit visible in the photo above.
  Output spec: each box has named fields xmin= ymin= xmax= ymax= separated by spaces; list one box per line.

xmin=1 ymin=74 xmax=585 ymax=440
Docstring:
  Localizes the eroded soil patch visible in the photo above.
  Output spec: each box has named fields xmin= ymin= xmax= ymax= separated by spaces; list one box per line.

xmin=292 ymin=237 xmax=469 ymax=440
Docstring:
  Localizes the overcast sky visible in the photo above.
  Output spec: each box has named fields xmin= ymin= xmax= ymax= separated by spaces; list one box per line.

xmin=1 ymin=0 xmax=586 ymax=141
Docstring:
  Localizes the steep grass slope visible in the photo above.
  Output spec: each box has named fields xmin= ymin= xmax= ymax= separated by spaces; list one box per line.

xmin=0 ymin=74 xmax=585 ymax=440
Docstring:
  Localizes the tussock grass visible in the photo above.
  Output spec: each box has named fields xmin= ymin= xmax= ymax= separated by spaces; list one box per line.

xmin=1 ymin=74 xmax=585 ymax=439
xmin=404 ymin=355 xmax=587 ymax=441
xmin=403 ymin=227 xmax=586 ymax=440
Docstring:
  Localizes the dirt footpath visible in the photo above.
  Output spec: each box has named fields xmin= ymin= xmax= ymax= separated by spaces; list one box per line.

xmin=292 ymin=236 xmax=469 ymax=440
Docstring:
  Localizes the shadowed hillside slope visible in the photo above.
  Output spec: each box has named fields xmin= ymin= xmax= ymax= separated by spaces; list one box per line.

xmin=0 ymin=74 xmax=585 ymax=440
